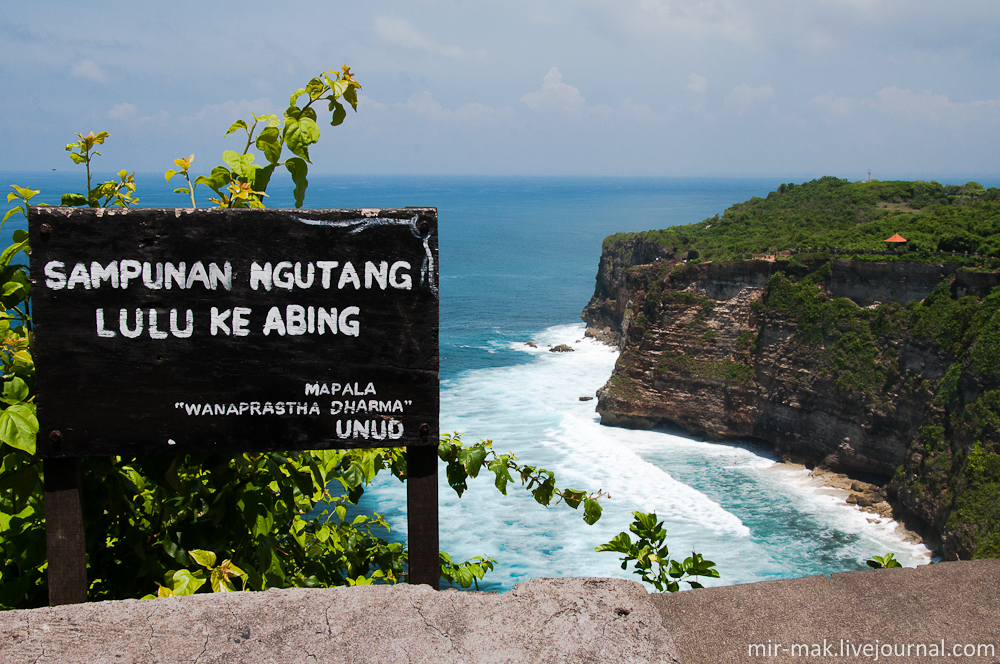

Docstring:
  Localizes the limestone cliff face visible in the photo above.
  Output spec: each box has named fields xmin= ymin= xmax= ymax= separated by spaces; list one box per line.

xmin=583 ymin=238 xmax=1000 ymax=559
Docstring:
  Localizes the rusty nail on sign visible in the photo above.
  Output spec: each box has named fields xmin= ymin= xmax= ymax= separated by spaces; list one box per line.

xmin=40 ymin=223 xmax=52 ymax=236
xmin=49 ymin=430 xmax=62 ymax=444
xmin=419 ymin=423 xmax=430 ymax=437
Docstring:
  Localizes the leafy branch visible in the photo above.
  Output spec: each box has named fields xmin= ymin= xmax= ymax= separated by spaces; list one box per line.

xmin=596 ymin=511 xmax=719 ymax=592
xmin=866 ymin=552 xmax=903 ymax=569
xmin=188 ymin=66 xmax=361 ymax=209
xmin=62 ymin=132 xmax=137 ymax=208
xmin=437 ymin=432 xmax=605 ymax=525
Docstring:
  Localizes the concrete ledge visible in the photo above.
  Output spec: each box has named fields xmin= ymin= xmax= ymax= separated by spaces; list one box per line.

xmin=2 ymin=561 xmax=999 ymax=663
xmin=0 ymin=577 xmax=679 ymax=664
xmin=654 ymin=559 xmax=1000 ymax=664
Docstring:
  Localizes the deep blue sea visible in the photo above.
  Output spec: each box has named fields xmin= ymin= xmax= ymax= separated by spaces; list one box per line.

xmin=3 ymin=172 xmax=939 ymax=591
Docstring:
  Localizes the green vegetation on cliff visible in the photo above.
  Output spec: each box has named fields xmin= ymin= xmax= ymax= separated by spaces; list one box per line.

xmin=760 ymin=264 xmax=1000 ymax=559
xmin=604 ymin=177 xmax=1000 ymax=266
xmin=593 ymin=177 xmax=1000 ymax=560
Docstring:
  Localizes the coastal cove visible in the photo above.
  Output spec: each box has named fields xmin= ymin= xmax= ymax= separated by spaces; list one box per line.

xmin=5 ymin=173 xmax=984 ymax=593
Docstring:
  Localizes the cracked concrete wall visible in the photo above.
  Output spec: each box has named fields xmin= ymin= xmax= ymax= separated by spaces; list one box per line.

xmin=0 ymin=577 xmax=680 ymax=664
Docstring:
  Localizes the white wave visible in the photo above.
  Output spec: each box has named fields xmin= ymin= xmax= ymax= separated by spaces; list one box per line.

xmin=366 ymin=321 xmax=931 ymax=591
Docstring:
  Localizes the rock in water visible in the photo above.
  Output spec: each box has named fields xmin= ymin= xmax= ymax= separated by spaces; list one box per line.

xmin=550 ymin=344 xmax=575 ymax=352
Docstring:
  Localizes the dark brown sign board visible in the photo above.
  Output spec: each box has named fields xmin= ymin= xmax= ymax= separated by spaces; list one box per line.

xmin=29 ymin=206 xmax=439 ymax=458
xmin=30 ymin=206 xmax=442 ymax=605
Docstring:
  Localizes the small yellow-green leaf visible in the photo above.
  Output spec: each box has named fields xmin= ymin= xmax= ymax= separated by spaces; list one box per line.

xmin=225 ymin=119 xmax=248 ymax=136
xmin=10 ymin=185 xmax=39 ymax=200
xmin=305 ymin=77 xmax=326 ymax=99
xmin=189 ymin=549 xmax=217 ymax=569
xmin=0 ymin=403 xmax=38 ymax=454
xmin=289 ymin=88 xmax=307 ymax=107
xmin=330 ymin=79 xmax=349 ymax=99
xmin=167 ymin=569 xmax=206 ymax=596
xmin=60 ymin=193 xmax=88 ymax=206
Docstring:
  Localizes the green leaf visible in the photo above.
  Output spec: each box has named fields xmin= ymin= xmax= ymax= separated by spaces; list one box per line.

xmin=255 ymin=126 xmax=282 ymax=164
xmin=196 ymin=166 xmax=233 ymax=199
xmin=289 ymin=89 xmax=306 ymax=107
xmin=252 ymin=163 xmax=276 ymax=196
xmin=488 ymin=458 xmax=512 ymax=495
xmin=189 ymin=549 xmax=217 ymax=569
xmin=60 ymin=193 xmax=88 ymax=207
xmin=284 ymin=158 xmax=309 ymax=209
xmin=161 ymin=534 xmax=188 ymax=564
xmin=330 ymin=79 xmax=350 ymax=99
xmin=2 ymin=377 xmax=29 ymax=404
xmin=256 ymin=540 xmax=285 ymax=588
xmin=2 ymin=208 xmax=23 ymax=225
xmin=166 ymin=569 xmax=206 ymax=596
xmin=531 ymin=476 xmax=556 ymax=506
xmin=221 ymin=150 xmax=255 ymax=178
xmin=257 ymin=114 xmax=281 ymax=128
xmin=329 ymin=100 xmax=346 ymax=127
xmin=343 ymin=84 xmax=359 ymax=110
xmin=0 ymin=240 xmax=29 ymax=269
xmin=283 ymin=116 xmax=320 ymax=163
xmin=583 ymin=498 xmax=603 ymax=525
xmin=463 ymin=447 xmax=487 ymax=478
xmin=225 ymin=119 xmax=249 ymax=136
xmin=342 ymin=463 xmax=364 ymax=489
xmin=561 ymin=488 xmax=586 ymax=510
xmin=9 ymin=185 xmax=39 ymax=201
xmin=0 ymin=404 xmax=37 ymax=454
xmin=305 ymin=77 xmax=326 ymax=99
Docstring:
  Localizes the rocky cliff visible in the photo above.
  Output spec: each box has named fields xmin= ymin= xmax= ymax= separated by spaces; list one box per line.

xmin=583 ymin=238 xmax=1000 ymax=560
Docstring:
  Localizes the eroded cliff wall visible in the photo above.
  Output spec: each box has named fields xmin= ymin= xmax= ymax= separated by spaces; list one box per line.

xmin=583 ymin=237 xmax=1000 ymax=560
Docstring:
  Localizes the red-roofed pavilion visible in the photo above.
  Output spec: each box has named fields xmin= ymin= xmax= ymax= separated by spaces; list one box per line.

xmin=884 ymin=233 xmax=907 ymax=244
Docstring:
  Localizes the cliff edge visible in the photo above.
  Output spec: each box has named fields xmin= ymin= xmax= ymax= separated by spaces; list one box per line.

xmin=582 ymin=179 xmax=1000 ymax=561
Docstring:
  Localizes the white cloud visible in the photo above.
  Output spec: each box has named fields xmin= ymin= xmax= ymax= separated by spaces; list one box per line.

xmin=70 ymin=59 xmax=108 ymax=83
xmin=866 ymin=86 xmax=1000 ymax=122
xmin=810 ymin=92 xmax=857 ymax=118
xmin=193 ymin=98 xmax=275 ymax=123
xmin=521 ymin=68 xmax=587 ymax=112
xmin=587 ymin=0 xmax=756 ymax=44
xmin=724 ymin=83 xmax=775 ymax=116
xmin=811 ymin=87 xmax=1000 ymax=123
xmin=356 ymin=93 xmax=388 ymax=112
xmin=107 ymin=102 xmax=137 ymax=120
xmin=374 ymin=16 xmax=464 ymax=58
xmin=106 ymin=102 xmax=170 ymax=126
xmin=687 ymin=73 xmax=708 ymax=94
xmin=388 ymin=91 xmax=514 ymax=128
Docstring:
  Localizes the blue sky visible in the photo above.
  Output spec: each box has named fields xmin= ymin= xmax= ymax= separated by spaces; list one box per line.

xmin=2 ymin=0 xmax=998 ymax=179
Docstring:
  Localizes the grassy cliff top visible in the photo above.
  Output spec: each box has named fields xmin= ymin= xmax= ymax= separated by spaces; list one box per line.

xmin=604 ymin=176 xmax=1000 ymax=267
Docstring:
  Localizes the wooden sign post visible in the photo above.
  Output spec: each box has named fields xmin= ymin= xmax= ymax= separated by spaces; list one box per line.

xmin=30 ymin=207 xmax=440 ymax=604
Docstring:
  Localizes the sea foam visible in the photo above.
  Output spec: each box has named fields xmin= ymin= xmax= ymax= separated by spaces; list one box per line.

xmin=360 ymin=322 xmax=929 ymax=592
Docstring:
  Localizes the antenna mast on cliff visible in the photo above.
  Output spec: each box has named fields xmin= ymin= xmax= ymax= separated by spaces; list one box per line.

xmin=867 ymin=169 xmax=872 ymax=182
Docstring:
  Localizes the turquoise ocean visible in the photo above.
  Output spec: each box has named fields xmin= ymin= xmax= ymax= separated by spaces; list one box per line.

xmin=7 ymin=172 xmax=973 ymax=592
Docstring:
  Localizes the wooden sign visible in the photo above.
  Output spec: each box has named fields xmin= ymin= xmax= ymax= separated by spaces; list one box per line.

xmin=30 ymin=207 xmax=439 ymax=458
